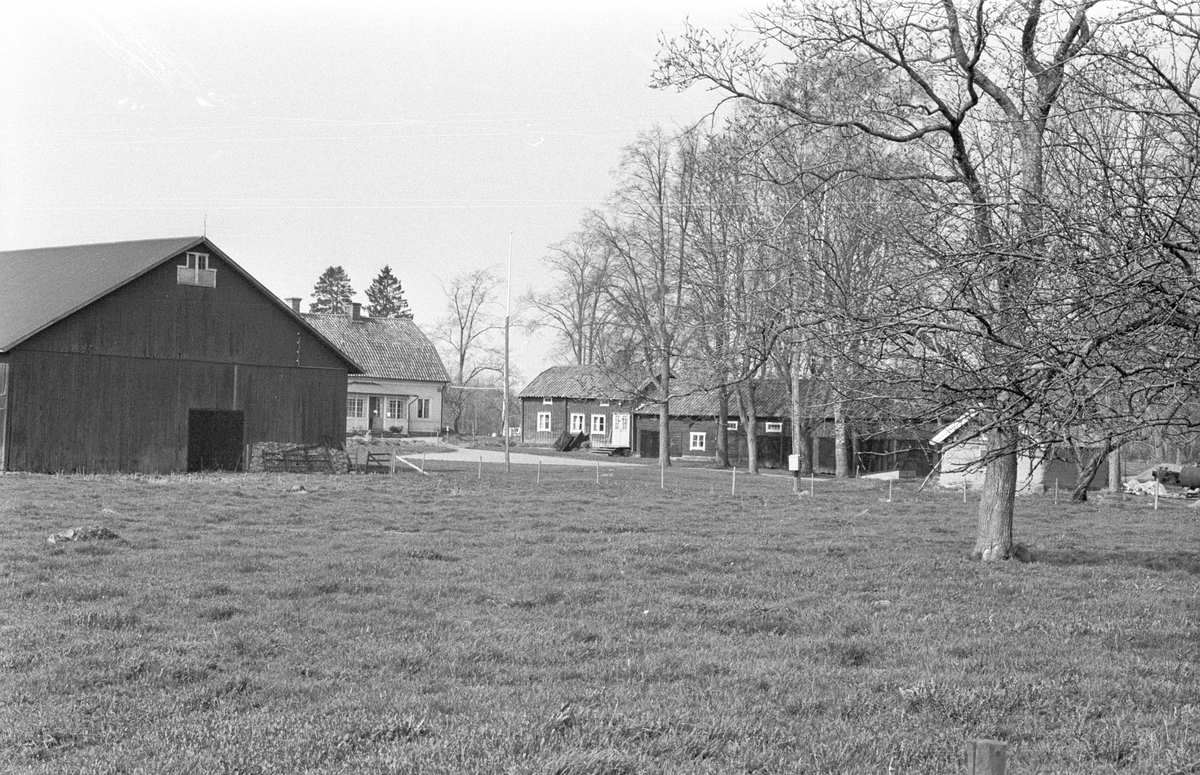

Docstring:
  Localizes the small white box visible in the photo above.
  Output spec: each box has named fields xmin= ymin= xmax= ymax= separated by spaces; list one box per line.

xmin=788 ymin=454 xmax=801 ymax=472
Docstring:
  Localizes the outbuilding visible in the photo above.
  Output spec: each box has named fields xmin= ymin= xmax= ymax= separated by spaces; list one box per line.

xmin=0 ymin=236 xmax=361 ymax=473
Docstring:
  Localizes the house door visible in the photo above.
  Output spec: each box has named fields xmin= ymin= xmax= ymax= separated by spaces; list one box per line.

xmin=638 ymin=430 xmax=659 ymax=459
xmin=187 ymin=410 xmax=245 ymax=472
xmin=369 ymin=397 xmax=383 ymax=430
xmin=611 ymin=413 xmax=631 ymax=447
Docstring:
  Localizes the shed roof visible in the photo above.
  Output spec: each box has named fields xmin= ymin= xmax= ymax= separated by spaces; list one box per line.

xmin=0 ymin=236 xmax=362 ymax=372
xmin=302 ymin=314 xmax=449 ymax=384
xmin=519 ymin=365 xmax=644 ymax=400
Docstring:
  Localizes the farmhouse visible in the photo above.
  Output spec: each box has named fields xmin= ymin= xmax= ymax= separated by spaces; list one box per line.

xmin=636 ymin=380 xmax=937 ymax=474
xmin=0 ymin=237 xmax=361 ymax=473
xmin=297 ymin=302 xmax=448 ymax=436
xmin=634 ymin=380 xmax=794 ymax=465
xmin=518 ymin=365 xmax=641 ymax=449
xmin=519 ymin=366 xmax=936 ymax=473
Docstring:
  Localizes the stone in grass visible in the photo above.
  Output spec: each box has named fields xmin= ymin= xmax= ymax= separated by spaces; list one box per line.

xmin=47 ymin=525 xmax=120 ymax=544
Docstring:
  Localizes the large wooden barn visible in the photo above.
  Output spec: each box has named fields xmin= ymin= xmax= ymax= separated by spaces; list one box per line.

xmin=0 ymin=236 xmax=361 ymax=473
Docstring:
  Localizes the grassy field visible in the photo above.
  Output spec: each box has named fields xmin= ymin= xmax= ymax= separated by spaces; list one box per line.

xmin=1 ymin=463 xmax=1197 ymax=774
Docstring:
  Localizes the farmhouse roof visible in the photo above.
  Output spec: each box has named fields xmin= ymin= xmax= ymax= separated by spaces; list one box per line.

xmin=638 ymin=379 xmax=819 ymax=418
xmin=519 ymin=365 xmax=644 ymax=400
xmin=0 ymin=236 xmax=362 ymax=373
xmin=302 ymin=313 xmax=449 ymax=383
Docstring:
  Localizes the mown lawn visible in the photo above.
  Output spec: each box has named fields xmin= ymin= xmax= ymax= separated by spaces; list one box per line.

xmin=1 ymin=466 xmax=1196 ymax=774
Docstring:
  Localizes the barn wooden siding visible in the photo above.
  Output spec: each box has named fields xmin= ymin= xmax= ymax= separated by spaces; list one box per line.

xmin=5 ymin=250 xmax=349 ymax=473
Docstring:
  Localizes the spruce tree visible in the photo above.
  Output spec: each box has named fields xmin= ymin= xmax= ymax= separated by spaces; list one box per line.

xmin=365 ymin=265 xmax=413 ymax=319
xmin=309 ymin=266 xmax=355 ymax=313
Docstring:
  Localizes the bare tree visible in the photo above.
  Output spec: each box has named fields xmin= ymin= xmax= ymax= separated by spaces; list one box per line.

xmin=659 ymin=0 xmax=1104 ymax=560
xmin=433 ymin=268 xmax=503 ymax=433
xmin=597 ymin=128 xmax=696 ymax=468
xmin=523 ymin=225 xmax=618 ymax=366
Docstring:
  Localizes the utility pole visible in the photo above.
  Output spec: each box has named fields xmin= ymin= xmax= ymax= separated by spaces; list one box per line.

xmin=504 ymin=232 xmax=512 ymax=473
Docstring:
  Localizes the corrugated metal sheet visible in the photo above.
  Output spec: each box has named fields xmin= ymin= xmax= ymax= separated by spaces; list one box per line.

xmin=303 ymin=314 xmax=449 ymax=384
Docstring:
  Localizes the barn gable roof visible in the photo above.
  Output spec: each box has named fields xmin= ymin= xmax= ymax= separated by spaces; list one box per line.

xmin=0 ymin=236 xmax=362 ymax=372
xmin=518 ymin=365 xmax=645 ymax=401
xmin=301 ymin=314 xmax=449 ymax=384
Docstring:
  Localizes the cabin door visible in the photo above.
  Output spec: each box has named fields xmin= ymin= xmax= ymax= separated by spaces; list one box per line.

xmin=611 ymin=413 xmax=631 ymax=447
xmin=369 ymin=397 xmax=383 ymax=431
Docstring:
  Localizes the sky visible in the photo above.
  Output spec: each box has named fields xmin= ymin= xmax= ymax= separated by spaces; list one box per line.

xmin=0 ymin=1 xmax=757 ymax=386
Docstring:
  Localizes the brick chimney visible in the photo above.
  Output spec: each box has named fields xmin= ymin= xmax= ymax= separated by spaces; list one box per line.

xmin=286 ymin=297 xmax=301 ymax=313
xmin=351 ymin=302 xmax=362 ymax=321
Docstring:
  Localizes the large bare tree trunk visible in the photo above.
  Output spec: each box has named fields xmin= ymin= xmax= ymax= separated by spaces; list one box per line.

xmin=736 ymin=383 xmax=760 ymax=474
xmin=1108 ymin=446 xmax=1121 ymax=493
xmin=973 ymin=428 xmax=1017 ymax=561
xmin=834 ymin=401 xmax=850 ymax=479
xmin=715 ymin=387 xmax=730 ymax=468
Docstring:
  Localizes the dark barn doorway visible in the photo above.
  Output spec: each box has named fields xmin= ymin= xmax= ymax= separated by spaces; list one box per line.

xmin=187 ymin=410 xmax=245 ymax=472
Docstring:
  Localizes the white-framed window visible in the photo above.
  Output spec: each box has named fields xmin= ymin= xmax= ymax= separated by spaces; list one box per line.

xmin=416 ymin=398 xmax=431 ymax=419
xmin=537 ymin=412 xmax=552 ymax=432
xmin=347 ymin=397 xmax=365 ymax=418
xmin=591 ymin=414 xmax=606 ymax=434
xmin=727 ymin=420 xmax=739 ymax=431
xmin=599 ymin=399 xmax=610 ymax=407
xmin=765 ymin=422 xmax=783 ymax=433
xmin=690 ymin=432 xmax=707 ymax=451
xmin=386 ymin=399 xmax=403 ymax=419
xmin=184 ymin=252 xmax=209 ymax=270
xmin=570 ymin=413 xmax=585 ymax=433
xmin=177 ymin=251 xmax=216 ymax=288
xmin=543 ymin=397 xmax=554 ymax=405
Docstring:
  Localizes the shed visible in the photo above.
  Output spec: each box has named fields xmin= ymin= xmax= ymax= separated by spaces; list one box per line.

xmin=933 ymin=416 xmax=1108 ymax=494
xmin=0 ymin=236 xmax=361 ymax=472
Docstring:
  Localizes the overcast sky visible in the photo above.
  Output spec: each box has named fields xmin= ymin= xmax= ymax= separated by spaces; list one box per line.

xmin=1 ymin=1 xmax=757 ymax=384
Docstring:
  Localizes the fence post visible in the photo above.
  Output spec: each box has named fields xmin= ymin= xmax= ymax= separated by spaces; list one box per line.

xmin=964 ymin=739 xmax=1006 ymax=774
xmin=478 ymin=455 xmax=482 ymax=480
xmin=888 ymin=479 xmax=893 ymax=503
xmin=537 ymin=459 xmax=542 ymax=485
xmin=732 ymin=467 xmax=737 ymax=495
xmin=595 ymin=461 xmax=600 ymax=486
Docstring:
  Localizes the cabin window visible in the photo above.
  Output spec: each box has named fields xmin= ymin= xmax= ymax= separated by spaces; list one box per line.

xmin=416 ymin=398 xmax=431 ymax=419
xmin=765 ymin=422 xmax=783 ymax=433
xmin=347 ymin=397 xmax=365 ymax=418
xmin=570 ymin=413 xmax=585 ymax=433
xmin=543 ymin=397 xmax=554 ymax=405
xmin=185 ymin=252 xmax=209 ymax=270
xmin=727 ymin=420 xmax=739 ymax=431
xmin=690 ymin=432 xmax=707 ymax=451
xmin=599 ymin=400 xmax=610 ymax=407
xmin=537 ymin=412 xmax=552 ymax=432
xmin=386 ymin=399 xmax=404 ymax=419
xmin=591 ymin=414 xmax=606 ymax=434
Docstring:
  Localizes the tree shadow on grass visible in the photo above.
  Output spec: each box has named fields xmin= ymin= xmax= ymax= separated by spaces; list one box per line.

xmin=1035 ymin=548 xmax=1200 ymax=575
